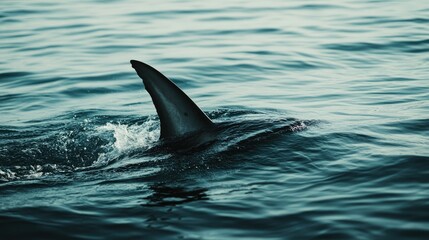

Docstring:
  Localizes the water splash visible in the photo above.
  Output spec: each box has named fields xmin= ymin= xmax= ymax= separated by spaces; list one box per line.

xmin=97 ymin=119 xmax=159 ymax=152
xmin=93 ymin=118 xmax=160 ymax=166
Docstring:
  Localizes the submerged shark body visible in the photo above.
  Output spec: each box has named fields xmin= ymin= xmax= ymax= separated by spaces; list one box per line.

xmin=130 ymin=60 xmax=214 ymax=140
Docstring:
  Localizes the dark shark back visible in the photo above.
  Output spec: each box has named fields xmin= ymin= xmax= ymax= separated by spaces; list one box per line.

xmin=130 ymin=60 xmax=213 ymax=139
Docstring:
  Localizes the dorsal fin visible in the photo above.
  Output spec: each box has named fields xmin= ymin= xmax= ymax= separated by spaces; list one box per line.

xmin=130 ymin=60 xmax=213 ymax=139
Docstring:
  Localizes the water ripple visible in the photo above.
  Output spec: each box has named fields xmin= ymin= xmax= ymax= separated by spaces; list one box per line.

xmin=323 ymin=39 xmax=429 ymax=53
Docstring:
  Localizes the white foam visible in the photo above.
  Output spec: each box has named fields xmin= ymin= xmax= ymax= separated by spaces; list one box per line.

xmin=97 ymin=118 xmax=160 ymax=154
xmin=91 ymin=119 xmax=159 ymax=167
xmin=291 ymin=121 xmax=307 ymax=132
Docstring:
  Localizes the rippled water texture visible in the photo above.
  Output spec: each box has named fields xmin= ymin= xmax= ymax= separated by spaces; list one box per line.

xmin=1 ymin=0 xmax=428 ymax=239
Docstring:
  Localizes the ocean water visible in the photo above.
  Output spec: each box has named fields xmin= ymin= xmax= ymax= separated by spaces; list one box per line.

xmin=1 ymin=0 xmax=428 ymax=239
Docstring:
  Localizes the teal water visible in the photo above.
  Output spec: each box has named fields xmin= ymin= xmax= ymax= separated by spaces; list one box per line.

xmin=1 ymin=0 xmax=428 ymax=239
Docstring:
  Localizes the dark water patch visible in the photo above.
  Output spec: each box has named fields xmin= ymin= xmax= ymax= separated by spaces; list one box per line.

xmin=35 ymin=23 xmax=91 ymax=32
xmin=277 ymin=60 xmax=321 ymax=69
xmin=323 ymin=39 xmax=429 ymax=53
xmin=244 ymin=50 xmax=284 ymax=56
xmin=372 ymin=155 xmax=429 ymax=184
xmin=215 ymin=28 xmax=282 ymax=35
xmin=200 ymin=16 xmax=254 ymax=22
xmin=0 ymin=205 xmax=184 ymax=239
xmin=32 ymin=50 xmax=62 ymax=58
xmin=318 ymin=154 xmax=429 ymax=190
xmin=130 ymin=8 xmax=221 ymax=17
xmin=27 ymin=76 xmax=68 ymax=87
xmin=368 ymin=86 xmax=428 ymax=96
xmin=20 ymin=104 xmax=46 ymax=112
xmin=3 ymin=9 xmax=47 ymax=16
xmin=170 ymin=28 xmax=283 ymax=37
xmin=356 ymin=17 xmax=429 ymax=25
xmin=381 ymin=118 xmax=429 ymax=133
xmin=406 ymin=47 xmax=429 ymax=53
xmin=365 ymin=76 xmax=416 ymax=83
xmin=2 ymin=33 xmax=34 ymax=39
xmin=387 ymin=227 xmax=429 ymax=240
xmin=0 ymin=18 xmax=20 ymax=24
xmin=93 ymin=33 xmax=142 ymax=40
xmin=392 ymin=17 xmax=429 ymax=24
xmin=63 ymin=27 xmax=111 ymax=37
xmin=0 ymin=214 xmax=67 ymax=240
xmin=0 ymin=98 xmax=23 ymax=112
xmin=369 ymin=98 xmax=419 ymax=105
xmin=292 ymin=3 xmax=348 ymax=10
xmin=0 ymin=71 xmax=32 ymax=80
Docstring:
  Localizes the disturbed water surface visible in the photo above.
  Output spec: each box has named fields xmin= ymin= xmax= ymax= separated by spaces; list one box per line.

xmin=1 ymin=0 xmax=428 ymax=239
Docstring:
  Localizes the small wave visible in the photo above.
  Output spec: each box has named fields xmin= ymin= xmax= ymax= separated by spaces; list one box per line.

xmin=323 ymin=39 xmax=429 ymax=53
xmin=355 ymin=17 xmax=429 ymax=25
xmin=382 ymin=118 xmax=429 ymax=133
xmin=0 ymin=71 xmax=32 ymax=80
xmin=291 ymin=3 xmax=348 ymax=10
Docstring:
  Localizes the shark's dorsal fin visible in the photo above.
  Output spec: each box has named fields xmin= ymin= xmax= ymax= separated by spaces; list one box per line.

xmin=131 ymin=60 xmax=213 ymax=139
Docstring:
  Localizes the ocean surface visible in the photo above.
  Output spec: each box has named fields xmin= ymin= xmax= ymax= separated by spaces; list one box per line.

xmin=1 ymin=0 xmax=428 ymax=239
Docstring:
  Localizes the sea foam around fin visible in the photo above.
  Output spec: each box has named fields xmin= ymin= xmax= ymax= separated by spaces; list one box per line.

xmin=93 ymin=118 xmax=160 ymax=166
